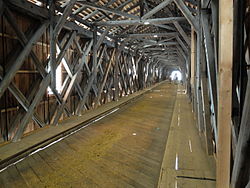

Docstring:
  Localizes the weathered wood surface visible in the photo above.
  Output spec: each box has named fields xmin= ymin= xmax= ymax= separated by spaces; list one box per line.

xmin=0 ymin=82 xmax=177 ymax=187
xmin=158 ymin=85 xmax=216 ymax=188
xmin=216 ymin=0 xmax=233 ymax=187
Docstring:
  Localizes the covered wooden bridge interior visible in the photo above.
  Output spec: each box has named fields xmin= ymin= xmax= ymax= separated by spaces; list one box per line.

xmin=0 ymin=0 xmax=248 ymax=187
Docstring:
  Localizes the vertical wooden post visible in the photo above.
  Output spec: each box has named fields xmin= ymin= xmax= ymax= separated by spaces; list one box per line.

xmin=201 ymin=43 xmax=213 ymax=155
xmin=138 ymin=58 xmax=144 ymax=90
xmin=191 ymin=28 xmax=196 ymax=89
xmin=191 ymin=27 xmax=196 ymax=111
xmin=186 ymin=54 xmax=192 ymax=99
xmin=217 ymin=0 xmax=233 ymax=187
xmin=196 ymin=31 xmax=204 ymax=132
xmin=49 ymin=1 xmax=56 ymax=89
xmin=114 ymin=42 xmax=119 ymax=101
xmin=92 ymin=25 xmax=98 ymax=91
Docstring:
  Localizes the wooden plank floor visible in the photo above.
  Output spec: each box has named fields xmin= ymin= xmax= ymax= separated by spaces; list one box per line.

xmin=158 ymin=86 xmax=216 ymax=188
xmin=0 ymin=82 xmax=177 ymax=188
xmin=0 ymin=83 xmax=159 ymax=163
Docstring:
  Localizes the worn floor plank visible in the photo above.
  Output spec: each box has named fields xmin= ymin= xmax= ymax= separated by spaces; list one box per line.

xmin=0 ymin=82 xmax=177 ymax=188
xmin=158 ymin=85 xmax=216 ymax=188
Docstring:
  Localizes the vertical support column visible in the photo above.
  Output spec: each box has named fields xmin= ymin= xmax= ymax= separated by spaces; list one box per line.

xmin=186 ymin=54 xmax=192 ymax=98
xmin=49 ymin=0 xmax=56 ymax=89
xmin=191 ymin=27 xmax=196 ymax=111
xmin=196 ymin=31 xmax=203 ymax=131
xmin=91 ymin=25 xmax=98 ymax=105
xmin=216 ymin=0 xmax=233 ymax=187
xmin=148 ymin=62 xmax=153 ymax=85
xmin=201 ymin=43 xmax=214 ymax=155
xmin=142 ymin=61 xmax=146 ymax=87
xmin=92 ymin=25 xmax=98 ymax=89
xmin=152 ymin=63 xmax=155 ymax=84
xmin=196 ymin=18 xmax=205 ymax=132
xmin=138 ymin=58 xmax=144 ymax=90
xmin=201 ymin=10 xmax=218 ymax=141
xmin=145 ymin=61 xmax=150 ymax=86
xmin=114 ymin=42 xmax=119 ymax=101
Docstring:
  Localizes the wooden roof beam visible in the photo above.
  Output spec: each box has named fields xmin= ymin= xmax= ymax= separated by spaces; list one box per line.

xmin=119 ymin=32 xmax=178 ymax=38
xmin=174 ymin=0 xmax=199 ymax=31
xmin=79 ymin=1 xmax=139 ymax=19
xmin=141 ymin=0 xmax=173 ymax=19
xmin=95 ymin=17 xmax=186 ymax=26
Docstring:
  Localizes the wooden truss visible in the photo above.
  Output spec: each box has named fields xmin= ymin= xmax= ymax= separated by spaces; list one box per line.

xmin=1 ymin=0 xmax=247 ymax=187
xmin=1 ymin=0 xmax=188 ymax=143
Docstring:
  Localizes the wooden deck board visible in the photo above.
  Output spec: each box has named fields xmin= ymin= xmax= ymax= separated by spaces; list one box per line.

xmin=0 ymin=82 xmax=177 ymax=187
xmin=6 ymin=166 xmax=28 ymax=188
xmin=158 ymin=86 xmax=216 ymax=188
xmin=0 ymin=170 xmax=17 ymax=188
xmin=15 ymin=158 xmax=44 ymax=188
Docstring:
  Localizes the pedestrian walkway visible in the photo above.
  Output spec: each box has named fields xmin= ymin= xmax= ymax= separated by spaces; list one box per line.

xmin=158 ymin=85 xmax=216 ymax=188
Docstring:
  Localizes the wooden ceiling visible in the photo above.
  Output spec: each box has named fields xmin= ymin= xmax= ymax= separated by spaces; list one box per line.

xmin=25 ymin=0 xmax=197 ymax=66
